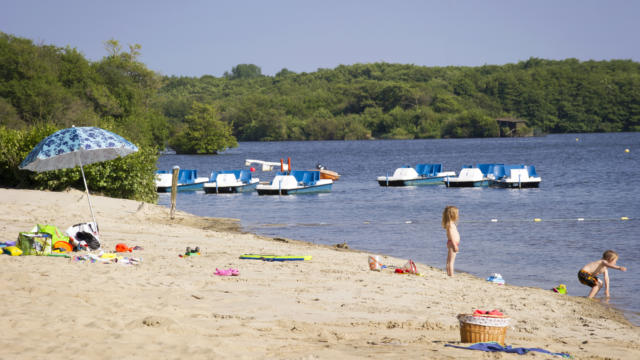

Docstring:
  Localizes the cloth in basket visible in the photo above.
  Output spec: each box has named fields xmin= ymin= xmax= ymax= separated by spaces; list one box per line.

xmin=457 ymin=314 xmax=511 ymax=327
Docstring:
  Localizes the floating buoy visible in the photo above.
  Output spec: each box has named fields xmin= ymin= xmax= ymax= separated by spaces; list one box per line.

xmin=576 ymin=138 xmax=579 ymax=142
xmin=250 ymin=167 xmax=256 ymax=172
xmin=625 ymin=149 xmax=630 ymax=153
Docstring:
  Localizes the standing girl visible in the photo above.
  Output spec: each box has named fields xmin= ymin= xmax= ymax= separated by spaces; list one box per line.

xmin=442 ymin=206 xmax=460 ymax=277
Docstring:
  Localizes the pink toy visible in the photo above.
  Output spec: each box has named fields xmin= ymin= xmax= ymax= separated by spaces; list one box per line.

xmin=215 ymin=268 xmax=239 ymax=276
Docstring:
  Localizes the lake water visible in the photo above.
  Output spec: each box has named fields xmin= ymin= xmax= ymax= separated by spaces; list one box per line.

xmin=157 ymin=133 xmax=640 ymax=324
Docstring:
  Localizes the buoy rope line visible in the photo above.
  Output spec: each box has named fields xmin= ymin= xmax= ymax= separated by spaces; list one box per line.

xmin=249 ymin=216 xmax=635 ymax=229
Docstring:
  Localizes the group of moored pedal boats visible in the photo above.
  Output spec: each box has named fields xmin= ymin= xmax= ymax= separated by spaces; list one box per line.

xmin=156 ymin=160 xmax=540 ymax=195
xmin=156 ymin=158 xmax=338 ymax=195
xmin=377 ymin=163 xmax=541 ymax=188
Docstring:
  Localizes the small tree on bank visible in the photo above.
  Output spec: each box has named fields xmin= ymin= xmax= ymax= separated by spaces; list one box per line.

xmin=169 ymin=102 xmax=237 ymax=154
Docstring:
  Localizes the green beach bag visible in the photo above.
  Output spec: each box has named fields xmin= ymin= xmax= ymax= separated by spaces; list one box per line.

xmin=17 ymin=232 xmax=52 ymax=256
xmin=32 ymin=224 xmax=69 ymax=244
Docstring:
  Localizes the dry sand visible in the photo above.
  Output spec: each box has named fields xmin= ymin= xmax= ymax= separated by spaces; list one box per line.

xmin=0 ymin=188 xmax=638 ymax=359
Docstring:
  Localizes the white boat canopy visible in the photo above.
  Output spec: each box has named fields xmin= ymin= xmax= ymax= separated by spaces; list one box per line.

xmin=245 ymin=159 xmax=289 ymax=171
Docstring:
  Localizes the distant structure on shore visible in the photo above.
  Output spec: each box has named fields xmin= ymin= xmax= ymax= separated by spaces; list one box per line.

xmin=496 ymin=117 xmax=533 ymax=137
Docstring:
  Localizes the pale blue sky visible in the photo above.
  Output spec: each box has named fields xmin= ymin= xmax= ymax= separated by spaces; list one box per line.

xmin=1 ymin=0 xmax=638 ymax=77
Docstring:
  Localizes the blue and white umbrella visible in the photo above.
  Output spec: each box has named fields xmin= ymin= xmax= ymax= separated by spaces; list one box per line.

xmin=19 ymin=126 xmax=139 ymax=228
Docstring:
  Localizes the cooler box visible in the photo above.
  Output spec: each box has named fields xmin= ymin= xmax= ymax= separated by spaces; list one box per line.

xmin=17 ymin=232 xmax=52 ymax=256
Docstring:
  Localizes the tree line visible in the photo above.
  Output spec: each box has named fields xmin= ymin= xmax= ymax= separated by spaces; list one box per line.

xmin=1 ymin=32 xmax=639 ymax=200
xmin=164 ymin=59 xmax=640 ymax=142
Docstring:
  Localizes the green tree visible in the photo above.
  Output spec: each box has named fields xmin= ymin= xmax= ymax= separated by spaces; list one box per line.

xmin=225 ymin=64 xmax=262 ymax=79
xmin=169 ymin=102 xmax=237 ymax=154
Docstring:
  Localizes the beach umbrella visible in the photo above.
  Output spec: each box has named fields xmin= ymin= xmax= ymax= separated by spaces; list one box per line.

xmin=19 ymin=126 xmax=139 ymax=230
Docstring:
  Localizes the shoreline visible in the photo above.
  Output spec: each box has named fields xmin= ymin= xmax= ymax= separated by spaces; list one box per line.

xmin=223 ymin=210 xmax=640 ymax=327
xmin=1 ymin=188 xmax=638 ymax=359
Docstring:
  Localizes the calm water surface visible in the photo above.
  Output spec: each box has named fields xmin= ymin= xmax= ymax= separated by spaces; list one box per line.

xmin=157 ymin=133 xmax=640 ymax=324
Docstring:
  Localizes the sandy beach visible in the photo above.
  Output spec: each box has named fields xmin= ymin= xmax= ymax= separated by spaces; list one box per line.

xmin=1 ymin=188 xmax=638 ymax=359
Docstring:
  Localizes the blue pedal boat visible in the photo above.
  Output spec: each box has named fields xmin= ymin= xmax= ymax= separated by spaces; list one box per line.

xmin=203 ymin=170 xmax=259 ymax=193
xmin=377 ymin=163 xmax=456 ymax=186
xmin=445 ymin=164 xmax=498 ymax=187
xmin=155 ymin=169 xmax=209 ymax=192
xmin=489 ymin=164 xmax=541 ymax=188
xmin=256 ymin=170 xmax=333 ymax=195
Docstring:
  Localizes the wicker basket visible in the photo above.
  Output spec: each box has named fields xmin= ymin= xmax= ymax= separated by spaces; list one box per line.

xmin=457 ymin=314 xmax=509 ymax=345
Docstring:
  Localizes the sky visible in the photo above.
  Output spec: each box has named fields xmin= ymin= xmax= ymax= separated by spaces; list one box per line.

xmin=1 ymin=0 xmax=638 ymax=77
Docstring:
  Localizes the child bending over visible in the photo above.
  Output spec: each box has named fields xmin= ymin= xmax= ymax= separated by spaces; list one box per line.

xmin=579 ymin=250 xmax=627 ymax=299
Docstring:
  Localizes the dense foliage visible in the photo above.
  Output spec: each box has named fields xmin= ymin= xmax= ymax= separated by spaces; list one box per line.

xmin=169 ymin=102 xmax=237 ymax=154
xmin=1 ymin=31 xmax=639 ymax=200
xmin=160 ymin=59 xmax=640 ymax=141
xmin=0 ymin=33 xmax=163 ymax=201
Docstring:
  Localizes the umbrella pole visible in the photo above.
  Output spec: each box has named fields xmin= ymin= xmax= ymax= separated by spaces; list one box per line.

xmin=78 ymin=156 xmax=98 ymax=231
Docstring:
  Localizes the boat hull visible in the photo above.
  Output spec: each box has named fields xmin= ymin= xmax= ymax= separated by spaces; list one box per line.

xmin=490 ymin=180 xmax=540 ymax=188
xmin=319 ymin=169 xmax=340 ymax=181
xmin=378 ymin=176 xmax=446 ymax=187
xmin=156 ymin=182 xmax=206 ymax=192
xmin=257 ymin=183 xmax=333 ymax=195
xmin=203 ymin=182 xmax=258 ymax=193
xmin=445 ymin=180 xmax=490 ymax=188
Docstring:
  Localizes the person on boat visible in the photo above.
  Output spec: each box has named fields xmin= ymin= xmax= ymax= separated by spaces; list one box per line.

xmin=578 ymin=250 xmax=627 ymax=299
xmin=442 ymin=205 xmax=460 ymax=277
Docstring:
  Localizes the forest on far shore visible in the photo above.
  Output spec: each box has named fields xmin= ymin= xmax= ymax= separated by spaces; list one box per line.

xmin=2 ymin=32 xmax=640 ymax=155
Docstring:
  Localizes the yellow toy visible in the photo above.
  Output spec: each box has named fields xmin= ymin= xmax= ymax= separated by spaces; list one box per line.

xmin=3 ymin=246 xmax=23 ymax=256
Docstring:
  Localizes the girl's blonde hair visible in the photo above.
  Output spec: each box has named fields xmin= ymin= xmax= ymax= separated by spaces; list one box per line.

xmin=602 ymin=250 xmax=618 ymax=262
xmin=442 ymin=206 xmax=459 ymax=228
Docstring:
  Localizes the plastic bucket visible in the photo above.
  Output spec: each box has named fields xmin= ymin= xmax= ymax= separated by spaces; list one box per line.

xmin=368 ymin=255 xmax=382 ymax=271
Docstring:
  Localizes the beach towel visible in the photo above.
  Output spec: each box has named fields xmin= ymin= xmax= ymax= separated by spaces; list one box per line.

xmin=445 ymin=342 xmax=571 ymax=358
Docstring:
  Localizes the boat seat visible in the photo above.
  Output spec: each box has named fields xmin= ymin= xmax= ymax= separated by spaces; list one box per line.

xmin=178 ymin=169 xmax=197 ymax=184
xmin=301 ymin=172 xmax=313 ymax=185
xmin=239 ymin=170 xmax=251 ymax=183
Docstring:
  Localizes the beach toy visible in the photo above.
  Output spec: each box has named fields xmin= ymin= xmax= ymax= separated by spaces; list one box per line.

xmin=368 ymin=255 xmax=382 ymax=271
xmin=215 ymin=268 xmax=239 ymax=276
xmin=186 ymin=246 xmax=200 ymax=255
xmin=1 ymin=241 xmax=16 ymax=248
xmin=179 ymin=247 xmax=201 ymax=257
xmin=3 ymin=246 xmax=23 ymax=256
xmin=403 ymin=259 xmax=418 ymax=274
xmin=115 ymin=243 xmax=132 ymax=253
xmin=53 ymin=241 xmax=72 ymax=252
xmin=552 ymin=284 xmax=567 ymax=294
xmin=486 ymin=273 xmax=505 ymax=285
xmin=47 ymin=253 xmax=71 ymax=258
